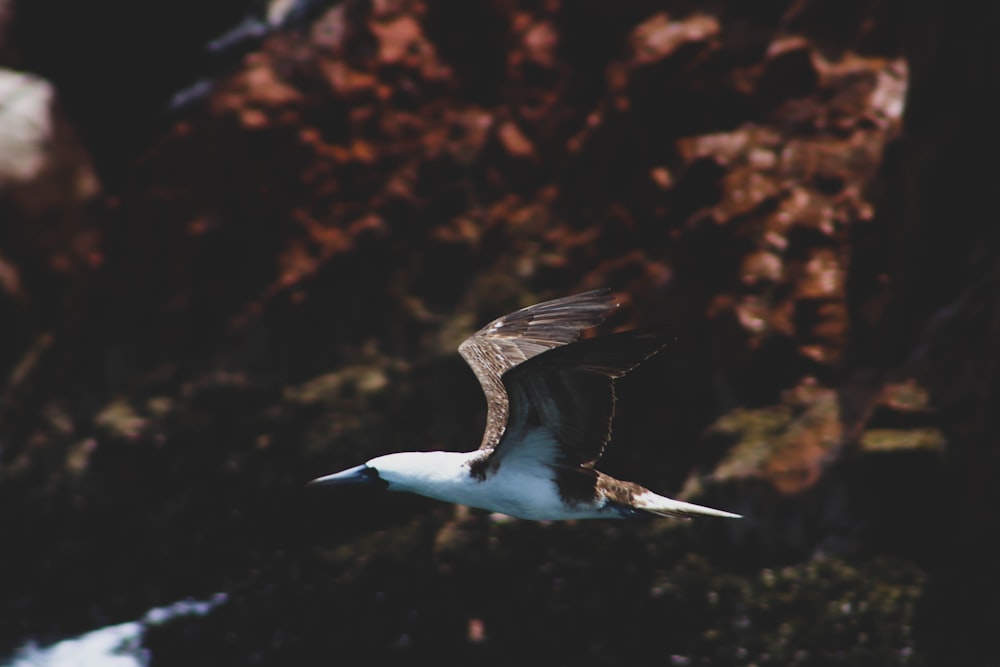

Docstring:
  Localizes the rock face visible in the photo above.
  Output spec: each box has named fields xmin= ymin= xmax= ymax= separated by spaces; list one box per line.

xmin=0 ymin=67 xmax=100 ymax=446
xmin=0 ymin=1 xmax=998 ymax=665
xmin=0 ymin=68 xmax=99 ymax=240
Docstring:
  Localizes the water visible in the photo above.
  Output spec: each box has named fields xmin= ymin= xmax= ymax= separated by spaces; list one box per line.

xmin=2 ymin=594 xmax=227 ymax=667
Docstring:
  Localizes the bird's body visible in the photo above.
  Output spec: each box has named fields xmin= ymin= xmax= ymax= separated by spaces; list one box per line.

xmin=366 ymin=449 xmax=592 ymax=520
xmin=311 ymin=290 xmax=740 ymax=521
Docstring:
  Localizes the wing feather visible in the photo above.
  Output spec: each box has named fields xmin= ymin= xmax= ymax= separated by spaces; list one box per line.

xmin=458 ymin=290 xmax=618 ymax=453
xmin=496 ymin=331 xmax=667 ymax=470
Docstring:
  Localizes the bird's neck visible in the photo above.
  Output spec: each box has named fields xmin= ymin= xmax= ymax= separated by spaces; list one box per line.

xmin=375 ymin=450 xmax=479 ymax=495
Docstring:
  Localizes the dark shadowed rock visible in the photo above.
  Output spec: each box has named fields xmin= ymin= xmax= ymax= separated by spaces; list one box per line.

xmin=1 ymin=0 xmax=997 ymax=664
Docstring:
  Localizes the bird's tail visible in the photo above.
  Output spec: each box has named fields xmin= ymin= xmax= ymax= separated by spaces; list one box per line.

xmin=635 ymin=491 xmax=742 ymax=519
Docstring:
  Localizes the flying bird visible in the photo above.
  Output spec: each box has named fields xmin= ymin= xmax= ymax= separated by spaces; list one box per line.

xmin=310 ymin=290 xmax=741 ymax=521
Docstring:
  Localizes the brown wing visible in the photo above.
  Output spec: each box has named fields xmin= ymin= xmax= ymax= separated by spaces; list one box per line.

xmin=486 ymin=331 xmax=667 ymax=472
xmin=459 ymin=289 xmax=618 ymax=453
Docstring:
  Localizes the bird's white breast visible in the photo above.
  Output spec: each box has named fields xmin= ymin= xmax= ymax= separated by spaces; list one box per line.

xmin=370 ymin=449 xmax=608 ymax=520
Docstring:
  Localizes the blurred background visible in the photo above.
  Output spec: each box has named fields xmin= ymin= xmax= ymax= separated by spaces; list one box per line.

xmin=1 ymin=0 xmax=998 ymax=665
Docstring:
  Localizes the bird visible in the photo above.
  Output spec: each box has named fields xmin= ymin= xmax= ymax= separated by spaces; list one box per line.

xmin=309 ymin=289 xmax=741 ymax=521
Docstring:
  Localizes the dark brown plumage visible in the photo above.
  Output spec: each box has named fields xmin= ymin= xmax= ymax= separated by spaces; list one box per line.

xmin=461 ymin=290 xmax=666 ymax=481
xmin=459 ymin=289 xmax=619 ymax=453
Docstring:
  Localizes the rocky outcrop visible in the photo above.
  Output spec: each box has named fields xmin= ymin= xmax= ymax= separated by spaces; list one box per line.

xmin=1 ymin=1 xmax=997 ymax=664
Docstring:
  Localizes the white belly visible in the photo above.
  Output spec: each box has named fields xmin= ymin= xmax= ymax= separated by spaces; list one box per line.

xmin=427 ymin=465 xmax=609 ymax=520
xmin=373 ymin=449 xmax=615 ymax=520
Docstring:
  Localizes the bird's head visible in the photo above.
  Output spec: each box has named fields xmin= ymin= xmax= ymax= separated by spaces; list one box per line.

xmin=308 ymin=451 xmax=460 ymax=494
xmin=307 ymin=462 xmax=387 ymax=491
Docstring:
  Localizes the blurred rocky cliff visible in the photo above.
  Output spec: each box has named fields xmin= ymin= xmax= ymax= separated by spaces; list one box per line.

xmin=2 ymin=1 xmax=998 ymax=665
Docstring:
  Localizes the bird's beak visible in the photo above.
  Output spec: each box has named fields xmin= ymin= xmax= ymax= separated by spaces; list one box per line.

xmin=308 ymin=464 xmax=387 ymax=490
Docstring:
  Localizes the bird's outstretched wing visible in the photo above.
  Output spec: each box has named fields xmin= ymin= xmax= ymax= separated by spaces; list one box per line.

xmin=459 ymin=289 xmax=618 ymax=454
xmin=481 ymin=331 xmax=667 ymax=475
